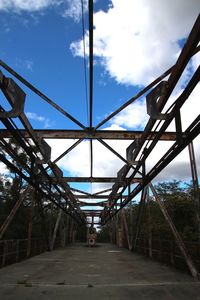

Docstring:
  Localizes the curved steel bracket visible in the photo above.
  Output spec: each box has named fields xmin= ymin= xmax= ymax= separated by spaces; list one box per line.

xmin=50 ymin=163 xmax=63 ymax=180
xmin=36 ymin=139 xmax=51 ymax=164
xmin=0 ymin=71 xmax=25 ymax=118
xmin=117 ymin=164 xmax=129 ymax=186
xmin=62 ymin=182 xmax=70 ymax=194
xmin=146 ymin=81 xmax=172 ymax=120
xmin=126 ymin=138 xmax=140 ymax=165
xmin=112 ymin=182 xmax=119 ymax=194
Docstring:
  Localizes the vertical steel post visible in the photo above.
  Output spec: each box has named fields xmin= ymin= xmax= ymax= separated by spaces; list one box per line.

xmin=133 ymin=187 xmax=147 ymax=250
xmin=16 ymin=240 xmax=19 ymax=262
xmin=37 ymin=196 xmax=50 ymax=251
xmin=110 ymin=218 xmax=114 ymax=243
xmin=128 ymin=185 xmax=134 ymax=250
xmin=60 ymin=215 xmax=67 ymax=247
xmin=129 ymin=204 xmax=134 ymax=251
xmin=69 ymin=218 xmax=74 ymax=244
xmin=48 ymin=203 xmax=53 ymax=246
xmin=26 ymin=195 xmax=35 ymax=257
xmin=147 ymin=186 xmax=152 ymax=258
xmin=2 ymin=240 xmax=7 ymax=267
xmin=50 ymin=209 xmax=62 ymax=251
xmin=27 ymin=191 xmax=35 ymax=257
xmin=115 ymin=212 xmax=118 ymax=244
xmin=122 ymin=209 xmax=131 ymax=250
xmin=188 ymin=141 xmax=200 ymax=241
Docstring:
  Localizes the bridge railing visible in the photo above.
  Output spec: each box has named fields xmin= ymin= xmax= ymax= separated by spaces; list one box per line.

xmin=0 ymin=238 xmax=50 ymax=268
xmin=134 ymin=237 xmax=200 ymax=273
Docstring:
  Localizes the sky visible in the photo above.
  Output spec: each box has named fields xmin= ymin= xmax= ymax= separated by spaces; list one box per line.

xmin=0 ymin=0 xmax=200 ymax=203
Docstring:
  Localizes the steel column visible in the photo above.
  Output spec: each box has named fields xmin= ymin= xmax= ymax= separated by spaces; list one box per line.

xmin=50 ymin=209 xmax=62 ymax=251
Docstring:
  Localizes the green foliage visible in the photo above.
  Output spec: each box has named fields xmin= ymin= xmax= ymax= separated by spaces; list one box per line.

xmin=119 ymin=180 xmax=199 ymax=243
xmin=0 ymin=138 xmax=46 ymax=239
xmin=154 ymin=180 xmax=197 ymax=240
xmin=75 ymin=224 xmax=87 ymax=242
xmin=97 ymin=224 xmax=110 ymax=242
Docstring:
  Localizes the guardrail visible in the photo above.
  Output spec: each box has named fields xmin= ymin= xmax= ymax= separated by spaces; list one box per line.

xmin=0 ymin=238 xmax=48 ymax=268
xmin=134 ymin=237 xmax=200 ymax=273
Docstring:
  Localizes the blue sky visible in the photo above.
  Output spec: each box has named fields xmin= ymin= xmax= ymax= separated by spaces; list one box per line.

xmin=0 ymin=1 xmax=140 ymax=130
xmin=0 ymin=0 xmax=200 ymax=198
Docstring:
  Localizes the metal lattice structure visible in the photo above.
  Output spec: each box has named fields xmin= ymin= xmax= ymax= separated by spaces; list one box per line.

xmin=0 ymin=3 xmax=200 ymax=278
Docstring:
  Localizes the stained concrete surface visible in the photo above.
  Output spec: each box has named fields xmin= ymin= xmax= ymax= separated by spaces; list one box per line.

xmin=0 ymin=243 xmax=200 ymax=299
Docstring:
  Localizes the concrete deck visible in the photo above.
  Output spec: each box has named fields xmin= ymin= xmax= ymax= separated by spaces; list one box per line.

xmin=0 ymin=243 xmax=200 ymax=299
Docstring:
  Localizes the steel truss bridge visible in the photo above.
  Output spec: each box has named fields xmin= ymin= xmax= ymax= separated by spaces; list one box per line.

xmin=0 ymin=3 xmax=200 ymax=279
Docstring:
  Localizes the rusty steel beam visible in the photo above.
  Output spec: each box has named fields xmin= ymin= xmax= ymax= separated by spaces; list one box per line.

xmin=51 ymin=139 xmax=84 ymax=166
xmin=76 ymin=194 xmax=127 ymax=199
xmin=93 ymin=188 xmax=112 ymax=195
xmin=87 ymin=221 xmax=100 ymax=224
xmin=98 ymin=138 xmax=132 ymax=166
xmin=84 ymin=209 xmax=102 ymax=213
xmin=70 ymin=187 xmax=91 ymax=196
xmin=0 ymin=129 xmax=177 ymax=141
xmin=78 ymin=201 xmax=106 ymax=206
xmin=62 ymin=177 xmax=141 ymax=183
xmin=85 ymin=213 xmax=101 ymax=217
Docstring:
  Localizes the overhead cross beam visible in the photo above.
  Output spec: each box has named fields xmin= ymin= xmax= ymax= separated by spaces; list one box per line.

xmin=54 ymin=177 xmax=141 ymax=183
xmin=0 ymin=129 xmax=178 ymax=140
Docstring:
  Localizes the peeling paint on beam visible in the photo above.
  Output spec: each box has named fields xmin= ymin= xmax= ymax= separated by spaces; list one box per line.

xmin=0 ymin=129 xmax=177 ymax=141
xmin=63 ymin=177 xmax=141 ymax=183
xmin=77 ymin=195 xmax=127 ymax=199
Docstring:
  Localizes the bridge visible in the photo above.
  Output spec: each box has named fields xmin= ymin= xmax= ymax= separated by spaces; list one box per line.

xmin=0 ymin=3 xmax=200 ymax=299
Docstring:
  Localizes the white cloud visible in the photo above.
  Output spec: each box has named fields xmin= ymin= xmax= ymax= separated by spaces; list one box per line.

xmin=25 ymin=59 xmax=33 ymax=71
xmin=15 ymin=58 xmax=34 ymax=71
xmin=71 ymin=0 xmax=200 ymax=86
xmin=111 ymin=99 xmax=148 ymax=130
xmin=0 ymin=0 xmax=55 ymax=12
xmin=0 ymin=0 xmax=88 ymax=22
xmin=26 ymin=112 xmax=53 ymax=128
xmin=103 ymin=124 xmax=126 ymax=131
xmin=62 ymin=0 xmax=88 ymax=22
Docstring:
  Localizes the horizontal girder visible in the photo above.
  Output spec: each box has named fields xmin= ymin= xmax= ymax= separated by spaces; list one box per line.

xmin=61 ymin=177 xmax=141 ymax=183
xmin=0 ymin=129 xmax=177 ymax=141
